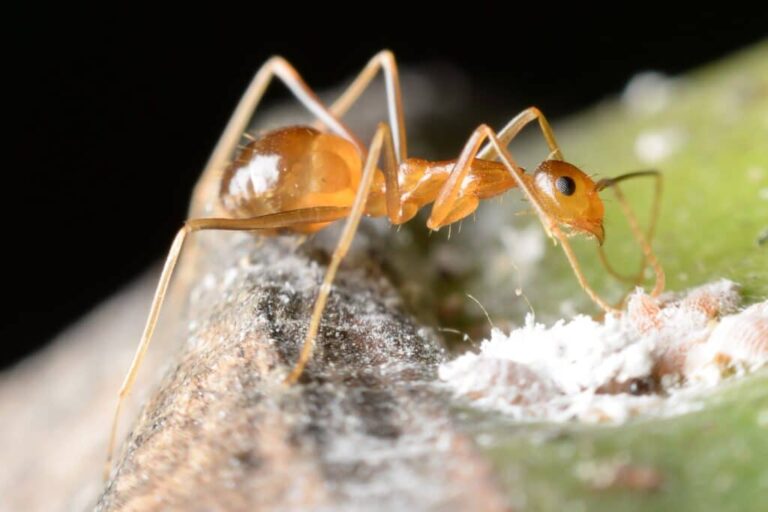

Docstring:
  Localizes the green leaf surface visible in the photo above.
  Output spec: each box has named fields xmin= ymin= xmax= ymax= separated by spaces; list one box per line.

xmin=470 ymin=372 xmax=768 ymax=511
xmin=556 ymin=43 xmax=768 ymax=307
xmin=426 ymin=43 xmax=768 ymax=511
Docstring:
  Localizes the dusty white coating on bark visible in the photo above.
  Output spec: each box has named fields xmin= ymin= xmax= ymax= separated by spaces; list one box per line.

xmin=95 ymin=230 xmax=508 ymax=512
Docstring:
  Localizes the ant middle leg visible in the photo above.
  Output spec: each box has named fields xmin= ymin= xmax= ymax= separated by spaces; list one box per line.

xmin=284 ymin=122 xmax=396 ymax=383
xmin=311 ymin=50 xmax=408 ymax=163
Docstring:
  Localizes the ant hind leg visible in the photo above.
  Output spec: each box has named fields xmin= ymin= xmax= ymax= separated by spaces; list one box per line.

xmin=311 ymin=50 xmax=408 ymax=163
xmin=284 ymin=123 xmax=393 ymax=383
xmin=105 ymin=206 xmax=351 ymax=481
xmin=192 ymin=57 xmax=363 ymax=212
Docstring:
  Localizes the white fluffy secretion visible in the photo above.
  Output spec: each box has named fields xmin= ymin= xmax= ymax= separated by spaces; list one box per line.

xmin=228 ymin=153 xmax=281 ymax=197
xmin=439 ymin=280 xmax=768 ymax=424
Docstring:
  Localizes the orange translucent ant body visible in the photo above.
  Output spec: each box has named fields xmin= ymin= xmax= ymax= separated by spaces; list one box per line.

xmin=105 ymin=51 xmax=664 ymax=479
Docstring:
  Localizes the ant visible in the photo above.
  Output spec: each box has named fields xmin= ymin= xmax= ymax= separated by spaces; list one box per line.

xmin=105 ymin=50 xmax=664 ymax=478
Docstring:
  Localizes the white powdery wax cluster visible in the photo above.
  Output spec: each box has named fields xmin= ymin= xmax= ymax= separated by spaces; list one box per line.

xmin=439 ymin=280 xmax=767 ymax=423
xmin=686 ymin=301 xmax=768 ymax=384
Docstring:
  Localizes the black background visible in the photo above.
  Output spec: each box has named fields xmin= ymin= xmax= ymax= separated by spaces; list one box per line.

xmin=5 ymin=6 xmax=766 ymax=369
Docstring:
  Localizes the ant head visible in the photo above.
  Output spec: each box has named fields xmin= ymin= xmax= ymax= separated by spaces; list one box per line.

xmin=531 ymin=160 xmax=605 ymax=244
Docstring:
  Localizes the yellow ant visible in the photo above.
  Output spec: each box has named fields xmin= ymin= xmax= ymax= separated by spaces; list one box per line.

xmin=105 ymin=50 xmax=664 ymax=478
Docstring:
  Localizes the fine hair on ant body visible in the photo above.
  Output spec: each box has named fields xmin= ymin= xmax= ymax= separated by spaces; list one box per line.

xmin=105 ymin=50 xmax=664 ymax=478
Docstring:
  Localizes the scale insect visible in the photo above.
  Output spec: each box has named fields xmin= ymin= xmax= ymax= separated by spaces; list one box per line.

xmin=105 ymin=50 xmax=665 ymax=478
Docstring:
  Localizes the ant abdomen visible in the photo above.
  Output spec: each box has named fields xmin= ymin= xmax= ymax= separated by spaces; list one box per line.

xmin=220 ymin=126 xmax=362 ymax=233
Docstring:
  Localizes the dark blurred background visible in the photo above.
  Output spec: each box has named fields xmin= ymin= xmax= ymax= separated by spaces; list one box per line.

xmin=5 ymin=6 xmax=766 ymax=369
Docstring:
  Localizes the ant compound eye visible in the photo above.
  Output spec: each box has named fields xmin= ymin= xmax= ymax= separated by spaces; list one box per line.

xmin=556 ymin=176 xmax=576 ymax=196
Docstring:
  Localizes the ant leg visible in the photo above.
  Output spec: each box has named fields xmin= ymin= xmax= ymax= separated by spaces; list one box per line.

xmin=428 ymin=124 xmax=619 ymax=313
xmin=478 ymin=106 xmax=564 ymax=161
xmin=206 ymin=57 xmax=363 ymax=170
xmin=193 ymin=57 xmax=364 ymax=211
xmin=596 ymin=171 xmax=665 ymax=297
xmin=311 ymin=50 xmax=408 ymax=163
xmin=104 ymin=227 xmax=187 ymax=481
xmin=554 ymin=231 xmax=620 ymax=313
xmin=427 ymin=124 xmax=550 ymax=235
xmin=284 ymin=123 xmax=390 ymax=383
xmin=350 ymin=121 xmax=401 ymax=224
xmin=105 ymin=206 xmax=352 ymax=480
xmin=596 ymin=172 xmax=659 ymax=283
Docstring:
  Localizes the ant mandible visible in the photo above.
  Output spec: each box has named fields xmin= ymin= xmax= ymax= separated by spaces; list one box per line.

xmin=106 ymin=50 xmax=665 ymax=477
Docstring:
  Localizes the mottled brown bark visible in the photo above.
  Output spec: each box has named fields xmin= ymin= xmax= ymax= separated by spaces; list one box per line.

xmin=95 ymin=232 xmax=507 ymax=511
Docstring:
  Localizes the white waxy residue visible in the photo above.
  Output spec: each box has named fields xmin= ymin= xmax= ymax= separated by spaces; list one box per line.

xmin=686 ymin=301 xmax=768 ymax=385
xmin=440 ymin=280 xmax=768 ymax=424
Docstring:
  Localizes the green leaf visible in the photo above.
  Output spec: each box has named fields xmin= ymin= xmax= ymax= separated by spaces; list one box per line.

xmin=420 ymin=43 xmax=768 ymax=511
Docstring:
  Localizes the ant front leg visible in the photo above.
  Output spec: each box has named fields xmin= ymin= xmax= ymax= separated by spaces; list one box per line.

xmin=192 ymin=57 xmax=363 ymax=212
xmin=429 ymin=124 xmax=620 ymax=314
xmin=312 ymin=50 xmax=408 ymax=163
xmin=105 ymin=206 xmax=353 ymax=481
xmin=477 ymin=106 xmax=564 ymax=162
xmin=427 ymin=124 xmax=551 ymax=234
xmin=596 ymin=171 xmax=665 ymax=297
